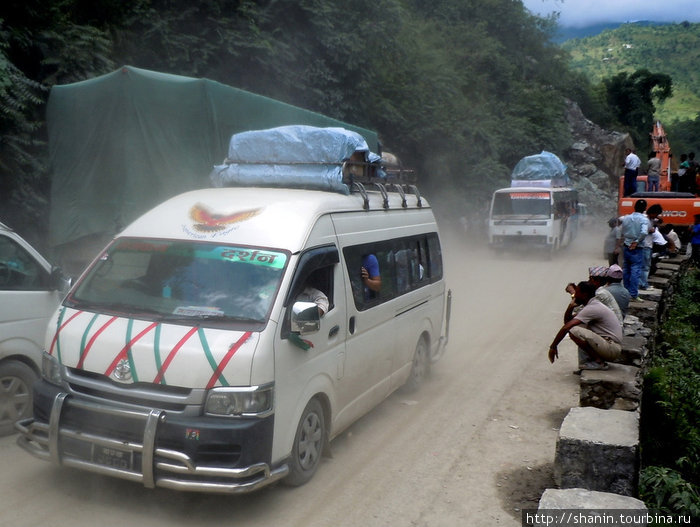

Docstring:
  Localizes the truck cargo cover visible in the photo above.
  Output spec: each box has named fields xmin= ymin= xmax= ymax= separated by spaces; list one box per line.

xmin=47 ymin=66 xmax=378 ymax=248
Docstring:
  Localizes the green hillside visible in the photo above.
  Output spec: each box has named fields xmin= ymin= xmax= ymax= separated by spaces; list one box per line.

xmin=562 ymin=22 xmax=700 ymax=123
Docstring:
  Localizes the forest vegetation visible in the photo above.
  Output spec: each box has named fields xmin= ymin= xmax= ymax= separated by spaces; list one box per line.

xmin=0 ymin=1 xmax=698 ymax=243
xmin=562 ymin=22 xmax=700 ymax=152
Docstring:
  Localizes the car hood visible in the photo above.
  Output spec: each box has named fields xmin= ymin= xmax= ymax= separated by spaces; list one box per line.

xmin=46 ymin=307 xmax=259 ymax=388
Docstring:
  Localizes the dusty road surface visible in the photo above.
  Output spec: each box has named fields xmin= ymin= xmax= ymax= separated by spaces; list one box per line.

xmin=0 ymin=225 xmax=607 ymax=527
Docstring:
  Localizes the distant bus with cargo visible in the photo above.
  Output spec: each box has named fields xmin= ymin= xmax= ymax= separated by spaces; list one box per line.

xmin=488 ymin=186 xmax=579 ymax=254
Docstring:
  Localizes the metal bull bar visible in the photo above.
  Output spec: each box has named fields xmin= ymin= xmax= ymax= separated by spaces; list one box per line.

xmin=15 ymin=392 xmax=288 ymax=494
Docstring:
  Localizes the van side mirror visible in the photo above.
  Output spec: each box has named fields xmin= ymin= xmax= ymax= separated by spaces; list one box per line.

xmin=50 ymin=267 xmax=72 ymax=293
xmin=291 ymin=301 xmax=321 ymax=335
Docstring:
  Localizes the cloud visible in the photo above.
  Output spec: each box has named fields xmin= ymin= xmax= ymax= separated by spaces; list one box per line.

xmin=522 ymin=0 xmax=700 ymax=27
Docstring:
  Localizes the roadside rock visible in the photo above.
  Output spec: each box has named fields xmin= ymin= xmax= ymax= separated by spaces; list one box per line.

xmin=562 ymin=99 xmax=633 ymax=219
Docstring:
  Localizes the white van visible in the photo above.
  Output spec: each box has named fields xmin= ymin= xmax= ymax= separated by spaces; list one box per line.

xmin=488 ymin=186 xmax=579 ymax=253
xmin=0 ymin=223 xmax=67 ymax=435
xmin=17 ymin=185 xmax=450 ymax=493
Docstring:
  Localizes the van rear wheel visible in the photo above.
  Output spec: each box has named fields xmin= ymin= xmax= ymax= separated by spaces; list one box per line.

xmin=405 ymin=337 xmax=430 ymax=391
xmin=285 ymin=398 xmax=325 ymax=486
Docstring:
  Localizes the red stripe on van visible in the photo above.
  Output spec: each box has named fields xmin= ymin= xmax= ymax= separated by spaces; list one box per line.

xmin=152 ymin=327 xmax=199 ymax=385
xmin=48 ymin=309 xmax=84 ymax=356
xmin=77 ymin=316 xmax=118 ymax=369
xmin=104 ymin=322 xmax=159 ymax=377
xmin=205 ymin=332 xmax=252 ymax=389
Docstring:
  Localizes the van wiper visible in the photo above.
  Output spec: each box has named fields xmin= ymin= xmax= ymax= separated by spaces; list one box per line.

xmin=160 ymin=313 xmax=264 ymax=325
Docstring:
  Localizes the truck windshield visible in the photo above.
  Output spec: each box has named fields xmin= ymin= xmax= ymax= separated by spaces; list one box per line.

xmin=67 ymin=238 xmax=288 ymax=328
xmin=492 ymin=192 xmax=551 ymax=217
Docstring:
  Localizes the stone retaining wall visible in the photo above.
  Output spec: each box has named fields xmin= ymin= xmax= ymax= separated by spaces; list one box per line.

xmin=536 ymin=255 xmax=691 ymax=520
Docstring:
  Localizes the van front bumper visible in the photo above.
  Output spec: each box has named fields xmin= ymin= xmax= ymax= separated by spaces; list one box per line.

xmin=16 ymin=381 xmax=288 ymax=494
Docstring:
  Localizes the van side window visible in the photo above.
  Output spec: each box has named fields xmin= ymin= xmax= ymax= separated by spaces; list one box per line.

xmin=344 ymin=233 xmax=442 ymax=311
xmin=0 ymin=236 xmax=49 ymax=290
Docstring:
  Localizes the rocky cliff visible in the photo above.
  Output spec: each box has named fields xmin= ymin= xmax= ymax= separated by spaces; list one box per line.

xmin=563 ymin=99 xmax=633 ymax=219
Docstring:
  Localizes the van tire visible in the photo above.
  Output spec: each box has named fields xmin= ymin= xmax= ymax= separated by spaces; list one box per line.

xmin=284 ymin=398 xmax=325 ymax=486
xmin=405 ymin=336 xmax=430 ymax=391
xmin=0 ymin=360 xmax=37 ymax=437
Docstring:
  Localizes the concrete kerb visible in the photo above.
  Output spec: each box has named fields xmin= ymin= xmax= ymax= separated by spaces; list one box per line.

xmin=540 ymin=254 xmax=692 ymax=513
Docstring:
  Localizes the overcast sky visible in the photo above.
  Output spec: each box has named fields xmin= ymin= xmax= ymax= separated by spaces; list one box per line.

xmin=522 ymin=0 xmax=700 ymax=27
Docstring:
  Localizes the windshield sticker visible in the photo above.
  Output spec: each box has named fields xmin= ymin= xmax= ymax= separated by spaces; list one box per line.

xmin=189 ymin=204 xmax=262 ymax=233
xmin=173 ymin=306 xmax=224 ymax=317
xmin=220 ymin=248 xmax=286 ymax=268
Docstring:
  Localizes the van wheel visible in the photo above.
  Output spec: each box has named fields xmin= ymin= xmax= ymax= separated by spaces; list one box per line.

xmin=285 ymin=398 xmax=325 ymax=486
xmin=405 ymin=337 xmax=430 ymax=391
xmin=0 ymin=361 xmax=37 ymax=437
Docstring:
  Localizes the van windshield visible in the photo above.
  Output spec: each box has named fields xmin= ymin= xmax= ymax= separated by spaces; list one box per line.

xmin=492 ymin=192 xmax=551 ymax=217
xmin=67 ymin=238 xmax=288 ymax=328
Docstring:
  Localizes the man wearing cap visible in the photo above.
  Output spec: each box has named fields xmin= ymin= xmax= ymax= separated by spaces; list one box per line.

xmin=588 ymin=266 xmax=623 ymax=324
xmin=549 ymin=281 xmax=622 ymax=370
xmin=605 ymin=264 xmax=631 ymax=318
xmin=617 ymin=199 xmax=649 ymax=301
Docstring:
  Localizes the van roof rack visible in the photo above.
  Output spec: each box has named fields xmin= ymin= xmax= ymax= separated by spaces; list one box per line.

xmin=343 ymin=161 xmax=422 ymax=210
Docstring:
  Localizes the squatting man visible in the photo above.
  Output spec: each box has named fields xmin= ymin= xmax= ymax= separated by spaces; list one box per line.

xmin=547 ymin=281 xmax=623 ymax=370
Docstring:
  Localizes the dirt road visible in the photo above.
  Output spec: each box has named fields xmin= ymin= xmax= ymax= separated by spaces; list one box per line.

xmin=0 ymin=226 xmax=605 ymax=527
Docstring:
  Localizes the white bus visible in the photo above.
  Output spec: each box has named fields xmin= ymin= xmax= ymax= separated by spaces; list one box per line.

xmin=17 ymin=184 xmax=450 ymax=493
xmin=488 ymin=187 xmax=579 ymax=253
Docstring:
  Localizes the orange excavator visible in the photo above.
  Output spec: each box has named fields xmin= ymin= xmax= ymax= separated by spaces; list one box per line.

xmin=618 ymin=121 xmax=700 ymax=237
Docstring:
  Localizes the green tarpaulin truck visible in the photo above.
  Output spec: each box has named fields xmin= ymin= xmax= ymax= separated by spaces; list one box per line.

xmin=47 ymin=66 xmax=378 ymax=275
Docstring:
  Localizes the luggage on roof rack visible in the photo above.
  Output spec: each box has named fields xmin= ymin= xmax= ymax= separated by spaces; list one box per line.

xmin=210 ymin=125 xmax=417 ymax=197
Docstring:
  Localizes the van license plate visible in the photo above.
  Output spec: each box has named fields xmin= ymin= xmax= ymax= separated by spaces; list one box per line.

xmin=94 ymin=446 xmax=133 ymax=470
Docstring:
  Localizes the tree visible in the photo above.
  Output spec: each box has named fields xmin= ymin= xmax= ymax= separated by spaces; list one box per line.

xmin=604 ymin=69 xmax=673 ymax=148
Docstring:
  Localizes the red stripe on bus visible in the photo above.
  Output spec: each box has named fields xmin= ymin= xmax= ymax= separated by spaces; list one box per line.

xmin=153 ymin=327 xmax=199 ymax=384
xmin=77 ymin=316 xmax=118 ymax=369
xmin=104 ymin=322 xmax=159 ymax=376
xmin=48 ymin=310 xmax=84 ymax=356
xmin=205 ymin=332 xmax=252 ymax=389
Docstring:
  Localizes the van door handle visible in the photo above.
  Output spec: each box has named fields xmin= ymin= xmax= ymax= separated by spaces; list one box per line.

xmin=348 ymin=316 xmax=356 ymax=334
xmin=329 ymin=325 xmax=339 ymax=338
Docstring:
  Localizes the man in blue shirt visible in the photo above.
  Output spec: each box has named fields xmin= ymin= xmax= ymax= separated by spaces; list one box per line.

xmin=617 ymin=199 xmax=648 ymax=300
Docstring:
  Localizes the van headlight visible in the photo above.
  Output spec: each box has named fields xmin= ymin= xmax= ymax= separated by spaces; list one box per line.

xmin=205 ymin=386 xmax=274 ymax=417
xmin=42 ymin=352 xmax=64 ymax=385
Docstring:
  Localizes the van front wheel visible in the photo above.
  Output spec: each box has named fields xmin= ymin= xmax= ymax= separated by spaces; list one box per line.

xmin=285 ymin=398 xmax=325 ymax=486
xmin=405 ymin=337 xmax=430 ymax=391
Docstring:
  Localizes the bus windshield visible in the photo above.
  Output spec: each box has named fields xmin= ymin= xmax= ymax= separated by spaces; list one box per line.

xmin=67 ymin=238 xmax=289 ymax=329
xmin=492 ymin=192 xmax=551 ymax=217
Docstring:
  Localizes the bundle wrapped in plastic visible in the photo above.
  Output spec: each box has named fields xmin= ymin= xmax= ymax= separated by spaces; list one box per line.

xmin=510 ymin=151 xmax=570 ymax=188
xmin=210 ymin=125 xmax=376 ymax=194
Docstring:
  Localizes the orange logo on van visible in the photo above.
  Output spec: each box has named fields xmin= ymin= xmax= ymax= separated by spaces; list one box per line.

xmin=189 ymin=204 xmax=261 ymax=232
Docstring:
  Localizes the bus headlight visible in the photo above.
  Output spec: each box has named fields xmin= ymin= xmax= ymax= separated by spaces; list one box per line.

xmin=205 ymin=386 xmax=274 ymax=417
xmin=42 ymin=352 xmax=64 ymax=385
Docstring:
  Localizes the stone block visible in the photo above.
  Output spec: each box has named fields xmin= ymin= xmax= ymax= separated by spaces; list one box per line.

xmin=646 ymin=276 xmax=668 ymax=290
xmin=580 ymin=363 xmax=641 ymax=410
xmin=554 ymin=407 xmax=639 ymax=496
xmin=538 ymin=488 xmax=647 ymax=524
xmin=627 ymin=299 xmax=658 ymax=327
xmin=618 ymin=335 xmax=647 ymax=366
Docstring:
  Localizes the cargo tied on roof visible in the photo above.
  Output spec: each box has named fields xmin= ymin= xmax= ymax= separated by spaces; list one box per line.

xmin=510 ymin=151 xmax=570 ymax=188
xmin=209 ymin=125 xmax=385 ymax=195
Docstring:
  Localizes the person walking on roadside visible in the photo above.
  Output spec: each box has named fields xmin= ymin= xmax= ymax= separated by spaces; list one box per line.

xmin=646 ymin=151 xmax=661 ymax=191
xmin=548 ymin=281 xmax=623 ymax=370
xmin=623 ymin=148 xmax=641 ymax=197
xmin=617 ymin=199 xmax=648 ymax=301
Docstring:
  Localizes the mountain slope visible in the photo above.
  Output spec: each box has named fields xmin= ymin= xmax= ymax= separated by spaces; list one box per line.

xmin=562 ymin=22 xmax=700 ymax=123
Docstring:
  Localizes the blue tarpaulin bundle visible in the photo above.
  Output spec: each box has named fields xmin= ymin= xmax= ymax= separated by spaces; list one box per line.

xmin=210 ymin=125 xmax=379 ymax=194
xmin=511 ymin=151 xmax=570 ymax=188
